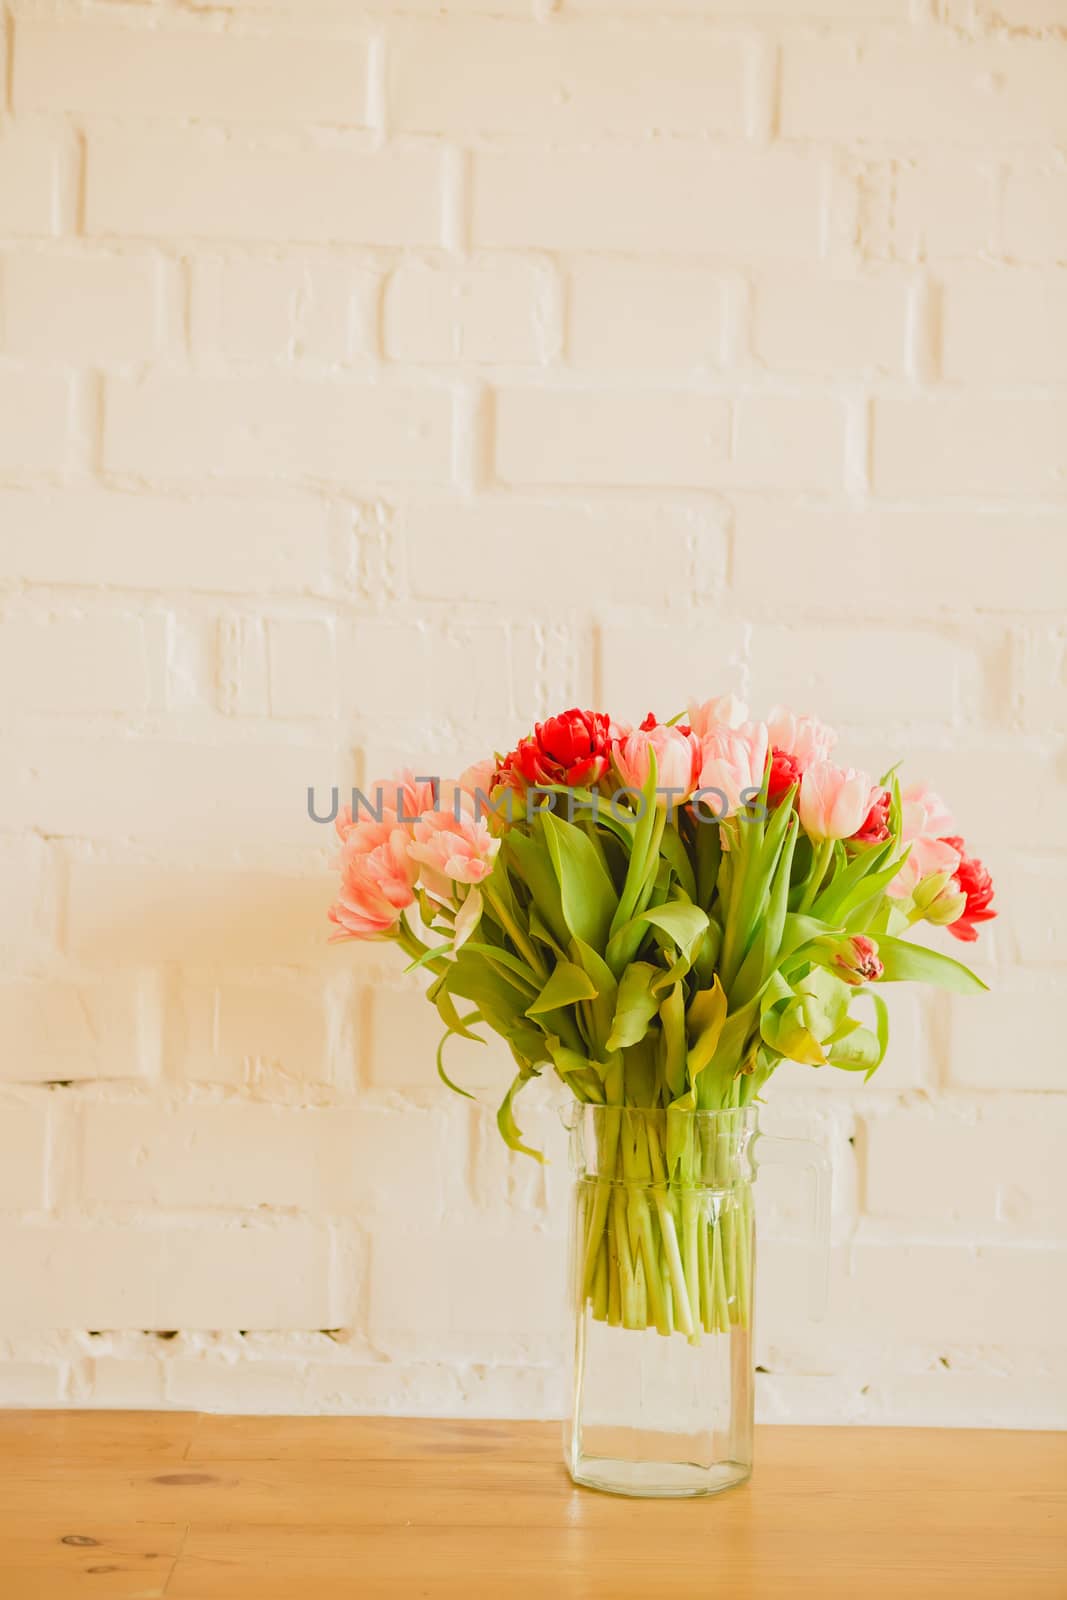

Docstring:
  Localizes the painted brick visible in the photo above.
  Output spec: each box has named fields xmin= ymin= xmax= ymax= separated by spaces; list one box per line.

xmin=190 ymin=256 xmax=379 ymax=365
xmin=871 ymin=394 xmax=1067 ymax=498
xmin=751 ymin=271 xmax=911 ymax=375
xmin=77 ymin=1103 xmax=445 ymax=1217
xmin=0 ymin=1220 xmax=335 ymax=1332
xmin=599 ymin=621 xmax=748 ymax=720
xmin=2 ymin=249 xmax=164 ymax=364
xmin=782 ymin=37 xmax=1067 ymax=144
xmin=387 ymin=20 xmax=747 ymax=138
xmin=730 ymin=394 xmax=845 ymax=493
xmin=0 ymin=1101 xmax=49 ymax=1210
xmin=87 ymin=130 xmax=444 ymax=246
xmin=65 ymin=863 xmax=335 ymax=968
xmin=337 ymin=619 xmax=513 ymax=724
xmin=174 ymin=976 xmax=339 ymax=1090
xmin=402 ymin=498 xmax=721 ymax=608
xmin=103 ymin=375 xmax=454 ymax=487
xmin=0 ymin=978 xmax=150 ymax=1086
xmin=0 ymin=122 xmax=70 ymax=236
xmin=0 ymin=369 xmax=72 ymax=474
xmin=746 ymin=622 xmax=985 ymax=727
xmin=945 ymin=967 xmax=1067 ymax=1094
xmin=863 ymin=1102 xmax=1067 ymax=1233
xmin=0 ymin=614 xmax=150 ymax=713
xmin=0 ymin=488 xmax=338 ymax=595
xmin=15 ymin=16 xmax=369 ymax=125
xmin=839 ymin=1240 xmax=1063 ymax=1344
xmin=731 ymin=505 xmax=1067 ymax=615
xmin=864 ymin=157 xmax=998 ymax=262
xmin=0 ymin=735 xmax=352 ymax=845
xmin=472 ymin=149 xmax=826 ymax=256
xmin=383 ymin=258 xmax=555 ymax=365
xmin=940 ymin=269 xmax=1067 ymax=381
xmin=493 ymin=387 xmax=730 ymax=487
xmin=567 ymin=261 xmax=725 ymax=372
xmin=367 ymin=1226 xmax=562 ymax=1361
xmin=1002 ymin=166 xmax=1067 ymax=263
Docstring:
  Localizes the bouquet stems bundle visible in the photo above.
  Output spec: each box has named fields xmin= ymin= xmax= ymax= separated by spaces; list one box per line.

xmin=328 ymin=698 xmax=995 ymax=1340
xmin=575 ymin=1104 xmax=754 ymax=1342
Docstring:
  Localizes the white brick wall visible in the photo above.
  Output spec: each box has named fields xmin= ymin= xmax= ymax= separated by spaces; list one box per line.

xmin=0 ymin=0 xmax=1064 ymax=1429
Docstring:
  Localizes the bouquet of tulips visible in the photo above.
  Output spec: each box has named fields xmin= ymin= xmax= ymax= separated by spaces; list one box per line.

xmin=328 ymin=697 xmax=995 ymax=1339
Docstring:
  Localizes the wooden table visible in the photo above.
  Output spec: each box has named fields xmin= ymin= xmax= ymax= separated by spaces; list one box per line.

xmin=1 ymin=1412 xmax=1063 ymax=1598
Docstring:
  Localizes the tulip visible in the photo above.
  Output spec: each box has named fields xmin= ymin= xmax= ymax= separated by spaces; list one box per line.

xmin=409 ymin=804 xmax=501 ymax=901
xmin=765 ymin=707 xmax=838 ymax=767
xmin=767 ymin=748 xmax=803 ymax=806
xmin=889 ymin=834 xmax=961 ymax=899
xmin=852 ymin=785 xmax=892 ymax=845
xmin=940 ymin=835 xmax=996 ymax=943
xmin=912 ymin=869 xmax=968 ymax=927
xmin=613 ymin=721 xmax=701 ymax=804
xmin=799 ymin=761 xmax=875 ymax=842
xmin=832 ymin=934 xmax=885 ymax=986
xmin=687 ymin=694 xmax=749 ymax=741
xmin=328 ymin=816 xmax=418 ymax=939
xmin=695 ymin=722 xmax=769 ymax=818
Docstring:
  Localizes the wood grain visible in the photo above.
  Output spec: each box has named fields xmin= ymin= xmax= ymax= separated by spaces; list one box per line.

xmin=0 ymin=1412 xmax=1063 ymax=1599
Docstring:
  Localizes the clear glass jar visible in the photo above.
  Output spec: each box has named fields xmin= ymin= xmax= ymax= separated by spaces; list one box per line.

xmin=563 ymin=1103 xmax=828 ymax=1499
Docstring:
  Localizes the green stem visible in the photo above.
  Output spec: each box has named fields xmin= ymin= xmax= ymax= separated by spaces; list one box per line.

xmin=394 ymin=919 xmax=450 ymax=977
xmin=799 ymin=838 xmax=834 ymax=914
xmin=483 ymin=883 xmax=547 ymax=979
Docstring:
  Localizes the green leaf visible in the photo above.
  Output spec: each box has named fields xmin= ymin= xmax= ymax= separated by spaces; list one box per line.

xmin=759 ymin=971 xmax=827 ymax=1066
xmin=446 ymin=951 xmax=530 ymax=1040
xmin=404 ymin=939 xmax=454 ymax=974
xmin=569 ymin=937 xmax=619 ymax=1055
xmin=526 ymin=959 xmax=599 ymax=1017
xmin=685 ymin=976 xmax=728 ymax=1080
xmin=659 ymin=981 xmax=688 ymax=1100
xmin=694 ymin=999 xmax=760 ymax=1107
xmin=606 ymin=961 xmax=661 ymax=1051
xmin=640 ymin=901 xmax=708 ymax=955
xmin=608 ymin=747 xmax=660 ymax=940
xmin=504 ymin=829 xmax=569 ymax=949
xmin=875 ymin=935 xmax=988 ymax=994
xmin=658 ymin=821 xmax=697 ymax=900
xmin=540 ymin=810 xmax=617 ymax=953
xmin=796 ymin=965 xmax=852 ymax=1041
xmin=432 ymin=987 xmax=485 ymax=1101
xmin=828 ymin=1026 xmax=882 ymax=1072
xmin=731 ymin=810 xmax=799 ymax=1008
xmin=865 ymin=989 xmax=890 ymax=1080
xmin=526 ymin=908 xmax=567 ymax=961
xmin=694 ymin=819 xmax=722 ymax=910
xmin=461 ymin=941 xmax=539 ymax=991
xmin=812 ymin=837 xmax=892 ymax=924
xmin=497 ymin=1069 xmax=544 ymax=1163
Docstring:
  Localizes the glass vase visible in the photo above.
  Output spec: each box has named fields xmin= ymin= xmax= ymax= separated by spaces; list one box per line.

xmin=563 ymin=1103 xmax=829 ymax=1499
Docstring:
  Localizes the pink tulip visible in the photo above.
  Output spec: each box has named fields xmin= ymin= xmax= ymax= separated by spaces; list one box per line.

xmin=799 ymin=761 xmax=875 ymax=841
xmin=409 ymin=804 xmax=501 ymax=900
xmin=613 ymin=722 xmax=701 ymax=802
xmin=687 ymin=694 xmax=749 ymax=741
xmin=459 ymin=758 xmax=497 ymax=799
xmin=765 ymin=706 xmax=838 ymax=768
xmin=888 ymin=783 xmax=958 ymax=897
xmin=695 ymin=722 xmax=769 ymax=818
xmin=328 ymin=816 xmax=418 ymax=939
xmin=889 ymin=835 xmax=962 ymax=898
xmin=336 ymin=769 xmax=438 ymax=842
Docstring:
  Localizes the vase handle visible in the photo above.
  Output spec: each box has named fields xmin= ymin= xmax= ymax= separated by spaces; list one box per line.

xmin=751 ymin=1132 xmax=831 ymax=1320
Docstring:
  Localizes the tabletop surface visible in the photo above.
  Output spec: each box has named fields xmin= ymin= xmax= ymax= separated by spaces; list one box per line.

xmin=0 ymin=1411 xmax=1064 ymax=1598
